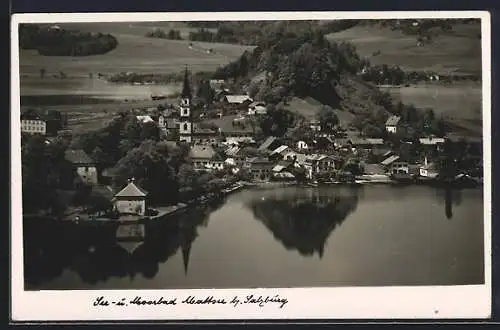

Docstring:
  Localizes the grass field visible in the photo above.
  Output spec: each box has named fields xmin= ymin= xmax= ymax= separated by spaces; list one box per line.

xmin=382 ymin=82 xmax=482 ymax=120
xmin=326 ymin=23 xmax=481 ymax=75
xmin=20 ymin=22 xmax=252 ymax=77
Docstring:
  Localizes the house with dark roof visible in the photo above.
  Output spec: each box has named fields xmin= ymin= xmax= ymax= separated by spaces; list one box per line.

xmin=385 ymin=115 xmax=401 ymax=133
xmin=192 ymin=124 xmax=221 ymax=144
xmin=64 ymin=149 xmax=98 ymax=186
xmin=204 ymin=115 xmax=255 ymax=139
xmin=114 ymin=179 xmax=148 ymax=216
xmin=258 ymin=136 xmax=280 ymax=153
xmin=189 ymin=145 xmax=221 ymax=171
xmin=349 ymin=138 xmax=385 ymax=149
xmin=244 ymin=157 xmax=274 ymax=181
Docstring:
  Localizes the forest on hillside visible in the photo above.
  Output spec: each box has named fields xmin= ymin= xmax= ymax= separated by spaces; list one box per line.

xmin=19 ymin=24 xmax=118 ymax=56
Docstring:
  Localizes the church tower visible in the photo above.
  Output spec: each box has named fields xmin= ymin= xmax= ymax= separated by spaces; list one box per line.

xmin=179 ymin=66 xmax=193 ymax=143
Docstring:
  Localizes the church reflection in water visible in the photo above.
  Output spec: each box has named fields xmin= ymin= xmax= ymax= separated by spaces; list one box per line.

xmin=246 ymin=187 xmax=359 ymax=258
xmin=23 ymin=203 xmax=218 ymax=288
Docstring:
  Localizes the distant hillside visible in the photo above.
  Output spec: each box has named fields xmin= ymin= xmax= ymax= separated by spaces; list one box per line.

xmin=212 ymin=24 xmax=392 ymax=123
xmin=327 ymin=20 xmax=481 ymax=75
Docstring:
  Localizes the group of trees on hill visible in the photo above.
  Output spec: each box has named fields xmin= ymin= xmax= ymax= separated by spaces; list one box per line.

xmin=145 ymin=28 xmax=182 ymax=40
xmin=19 ymin=24 xmax=118 ymax=56
xmin=215 ymin=29 xmax=363 ymax=108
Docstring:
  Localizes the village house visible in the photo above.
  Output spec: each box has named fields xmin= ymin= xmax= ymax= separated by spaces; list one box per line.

xmin=272 ymin=160 xmax=296 ymax=181
xmin=269 ymin=145 xmax=290 ymax=161
xmin=244 ymin=157 xmax=274 ymax=181
xmin=21 ymin=109 xmax=47 ymax=135
xmin=349 ymin=138 xmax=385 ymax=150
xmin=114 ymin=178 xmax=148 ymax=216
xmin=258 ymin=136 xmax=281 ymax=154
xmin=381 ymin=155 xmax=410 ymax=175
xmin=305 ymin=154 xmax=338 ymax=179
xmin=209 ymin=79 xmax=226 ymax=90
xmin=225 ymin=145 xmax=245 ymax=165
xmin=189 ymin=144 xmax=224 ymax=171
xmin=419 ymin=157 xmax=439 ymax=178
xmin=296 ymin=140 xmax=309 ymax=151
xmin=247 ymin=101 xmax=267 ymax=116
xmin=309 ymin=119 xmax=322 ymax=132
xmin=283 ymin=150 xmax=298 ymax=162
xmin=203 ymin=115 xmax=255 ymax=141
xmin=191 ymin=125 xmax=221 ymax=145
xmin=385 ymin=115 xmax=402 ymax=134
xmin=223 ymin=95 xmax=253 ymax=108
xmin=419 ymin=137 xmax=445 ymax=152
xmin=64 ymin=149 xmax=98 ymax=187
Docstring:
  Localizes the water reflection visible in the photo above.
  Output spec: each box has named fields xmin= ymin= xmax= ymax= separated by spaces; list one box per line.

xmin=24 ymin=205 xmax=216 ymax=288
xmin=433 ymin=187 xmax=463 ymax=220
xmin=246 ymin=188 xmax=359 ymax=258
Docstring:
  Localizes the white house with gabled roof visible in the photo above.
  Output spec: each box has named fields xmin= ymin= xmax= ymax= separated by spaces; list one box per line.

xmin=114 ymin=178 xmax=148 ymax=216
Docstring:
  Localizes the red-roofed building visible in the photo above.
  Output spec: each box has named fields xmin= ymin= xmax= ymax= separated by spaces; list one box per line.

xmin=114 ymin=179 xmax=148 ymax=216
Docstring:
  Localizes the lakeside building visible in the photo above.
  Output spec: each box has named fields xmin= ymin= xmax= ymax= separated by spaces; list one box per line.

xmin=114 ymin=178 xmax=148 ymax=216
xmin=244 ymin=157 xmax=274 ymax=181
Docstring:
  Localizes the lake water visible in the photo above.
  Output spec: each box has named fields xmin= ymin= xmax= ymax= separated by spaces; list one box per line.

xmin=20 ymin=76 xmax=180 ymax=105
xmin=24 ymin=185 xmax=485 ymax=290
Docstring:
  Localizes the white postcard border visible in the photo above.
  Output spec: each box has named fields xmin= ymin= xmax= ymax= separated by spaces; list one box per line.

xmin=10 ymin=10 xmax=492 ymax=321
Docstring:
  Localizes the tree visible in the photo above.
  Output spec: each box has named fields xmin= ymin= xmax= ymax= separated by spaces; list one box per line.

xmin=112 ymin=141 xmax=178 ymax=205
xmin=317 ymin=106 xmax=339 ymax=132
xmin=196 ymin=79 xmax=215 ymax=105
xmin=140 ymin=122 xmax=161 ymax=141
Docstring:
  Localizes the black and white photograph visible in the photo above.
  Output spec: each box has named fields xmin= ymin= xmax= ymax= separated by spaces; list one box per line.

xmin=11 ymin=11 xmax=491 ymax=320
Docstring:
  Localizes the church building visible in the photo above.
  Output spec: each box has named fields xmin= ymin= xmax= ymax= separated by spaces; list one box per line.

xmin=178 ymin=67 xmax=220 ymax=145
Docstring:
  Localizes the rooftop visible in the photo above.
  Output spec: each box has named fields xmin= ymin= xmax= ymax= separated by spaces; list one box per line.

xmin=225 ymin=95 xmax=253 ymax=104
xmin=204 ymin=115 xmax=255 ymax=134
xmin=381 ymin=155 xmax=400 ymax=166
xmin=270 ymin=145 xmax=289 ymax=155
xmin=419 ymin=137 xmax=445 ymax=145
xmin=65 ymin=149 xmax=94 ymax=165
xmin=385 ymin=115 xmax=401 ymax=126
xmin=189 ymin=145 xmax=216 ymax=159
xmin=115 ymin=180 xmax=148 ymax=198
xmin=136 ymin=115 xmax=155 ymax=124
xmin=258 ymin=136 xmax=278 ymax=151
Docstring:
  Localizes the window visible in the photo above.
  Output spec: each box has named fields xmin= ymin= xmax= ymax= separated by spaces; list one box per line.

xmin=183 ymin=123 xmax=189 ymax=131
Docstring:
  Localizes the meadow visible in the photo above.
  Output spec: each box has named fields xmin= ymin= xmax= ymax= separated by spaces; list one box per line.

xmin=382 ymin=82 xmax=483 ymax=134
xmin=326 ymin=23 xmax=481 ymax=75
xmin=19 ymin=22 xmax=253 ymax=102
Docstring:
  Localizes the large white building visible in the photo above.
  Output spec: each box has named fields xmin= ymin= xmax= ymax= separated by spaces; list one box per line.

xmin=21 ymin=110 xmax=47 ymax=135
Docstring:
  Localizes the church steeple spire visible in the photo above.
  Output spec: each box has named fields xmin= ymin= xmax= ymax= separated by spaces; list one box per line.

xmin=181 ymin=65 xmax=192 ymax=99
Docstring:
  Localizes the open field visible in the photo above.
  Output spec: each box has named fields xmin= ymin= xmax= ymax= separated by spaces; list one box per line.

xmin=382 ymin=81 xmax=483 ymax=135
xmin=382 ymin=82 xmax=482 ymax=120
xmin=20 ymin=22 xmax=253 ymax=78
xmin=326 ymin=23 xmax=481 ymax=75
xmin=19 ymin=22 xmax=253 ymax=105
